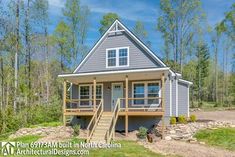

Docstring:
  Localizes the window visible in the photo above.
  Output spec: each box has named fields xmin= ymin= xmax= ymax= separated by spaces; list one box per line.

xmin=79 ymin=84 xmax=103 ymax=106
xmin=92 ymin=85 xmax=103 ymax=99
xmin=147 ymin=83 xmax=160 ymax=105
xmin=106 ymin=47 xmax=129 ymax=68
xmin=119 ymin=48 xmax=128 ymax=66
xmin=133 ymin=82 xmax=160 ymax=105
xmin=133 ymin=83 xmax=145 ymax=105
xmin=107 ymin=50 xmax=116 ymax=67
xmin=80 ymin=86 xmax=90 ymax=106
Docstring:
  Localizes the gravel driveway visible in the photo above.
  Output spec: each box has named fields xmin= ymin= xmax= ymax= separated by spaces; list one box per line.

xmin=192 ymin=110 xmax=235 ymax=123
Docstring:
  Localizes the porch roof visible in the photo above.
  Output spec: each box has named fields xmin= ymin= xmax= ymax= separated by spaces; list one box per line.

xmin=58 ymin=67 xmax=170 ymax=84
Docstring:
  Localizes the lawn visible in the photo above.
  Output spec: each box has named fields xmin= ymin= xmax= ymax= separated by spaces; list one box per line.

xmin=2 ymin=135 xmax=175 ymax=157
xmin=194 ymin=127 xmax=235 ymax=151
xmin=29 ymin=121 xmax=62 ymax=128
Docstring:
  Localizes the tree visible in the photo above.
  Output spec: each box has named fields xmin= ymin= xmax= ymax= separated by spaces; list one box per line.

xmin=32 ymin=0 xmax=50 ymax=102
xmin=133 ymin=21 xmax=150 ymax=47
xmin=14 ymin=0 xmax=21 ymax=112
xmin=53 ymin=21 xmax=72 ymax=71
xmin=157 ymin=0 xmax=206 ymax=72
xmin=78 ymin=6 xmax=90 ymax=58
xmin=63 ymin=0 xmax=90 ymax=65
xmin=195 ymin=43 xmax=209 ymax=106
xmin=99 ymin=13 xmax=119 ymax=34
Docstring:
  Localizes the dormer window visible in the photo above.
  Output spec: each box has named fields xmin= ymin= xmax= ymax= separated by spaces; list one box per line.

xmin=106 ymin=47 xmax=129 ymax=68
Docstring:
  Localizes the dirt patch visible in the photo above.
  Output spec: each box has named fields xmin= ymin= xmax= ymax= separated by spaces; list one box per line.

xmin=193 ymin=110 xmax=235 ymax=123
xmin=140 ymin=140 xmax=235 ymax=157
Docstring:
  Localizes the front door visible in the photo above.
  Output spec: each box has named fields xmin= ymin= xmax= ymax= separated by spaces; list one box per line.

xmin=111 ymin=83 xmax=123 ymax=111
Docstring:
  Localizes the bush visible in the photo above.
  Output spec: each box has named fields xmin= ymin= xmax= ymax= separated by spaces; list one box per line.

xmin=137 ymin=126 xmax=148 ymax=139
xmin=170 ymin=117 xmax=176 ymax=125
xmin=178 ymin=115 xmax=187 ymax=124
xmin=72 ymin=124 xmax=80 ymax=136
xmin=190 ymin=115 xmax=197 ymax=122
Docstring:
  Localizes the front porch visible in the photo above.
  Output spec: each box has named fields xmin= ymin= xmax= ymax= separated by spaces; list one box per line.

xmin=60 ymin=68 xmax=168 ymax=142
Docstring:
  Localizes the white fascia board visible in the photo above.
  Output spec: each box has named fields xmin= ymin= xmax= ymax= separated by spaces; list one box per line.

xmin=169 ymin=70 xmax=176 ymax=77
xmin=59 ymin=67 xmax=170 ymax=78
xmin=175 ymin=72 xmax=182 ymax=76
xmin=179 ymin=79 xmax=193 ymax=85
xmin=72 ymin=20 xmax=118 ymax=73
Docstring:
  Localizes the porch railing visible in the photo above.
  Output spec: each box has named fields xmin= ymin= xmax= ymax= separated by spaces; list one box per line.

xmin=65 ymin=99 xmax=102 ymax=112
xmin=119 ymin=97 xmax=162 ymax=112
xmin=106 ymin=98 xmax=121 ymax=143
xmin=86 ymin=99 xmax=103 ymax=142
xmin=64 ymin=97 xmax=162 ymax=113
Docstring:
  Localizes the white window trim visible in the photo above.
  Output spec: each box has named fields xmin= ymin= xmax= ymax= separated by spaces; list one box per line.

xmin=106 ymin=46 xmax=129 ymax=68
xmin=78 ymin=83 xmax=103 ymax=107
xmin=131 ymin=81 xmax=161 ymax=106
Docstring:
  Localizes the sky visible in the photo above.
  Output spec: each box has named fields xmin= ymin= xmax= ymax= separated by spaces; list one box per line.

xmin=47 ymin=0 xmax=234 ymax=59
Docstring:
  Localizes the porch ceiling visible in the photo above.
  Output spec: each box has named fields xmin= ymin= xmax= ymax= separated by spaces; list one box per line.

xmin=58 ymin=67 xmax=169 ymax=84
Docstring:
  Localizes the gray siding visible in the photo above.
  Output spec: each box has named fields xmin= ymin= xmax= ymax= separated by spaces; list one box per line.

xmin=75 ymin=32 xmax=161 ymax=73
xmin=116 ymin=116 xmax=161 ymax=131
xmin=71 ymin=84 xmax=78 ymax=99
xmin=178 ymin=82 xmax=189 ymax=117
xmin=172 ymin=79 xmax=177 ymax=117
xmin=164 ymin=76 xmax=171 ymax=117
xmin=103 ymin=82 xmax=111 ymax=111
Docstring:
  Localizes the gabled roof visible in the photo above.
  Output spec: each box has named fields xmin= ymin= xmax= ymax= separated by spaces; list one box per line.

xmin=73 ymin=19 xmax=167 ymax=73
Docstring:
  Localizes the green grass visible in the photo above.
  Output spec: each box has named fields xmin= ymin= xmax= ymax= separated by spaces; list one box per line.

xmin=10 ymin=135 xmax=42 ymax=143
xmin=70 ymin=138 xmax=173 ymax=157
xmin=2 ymin=135 xmax=175 ymax=157
xmin=194 ymin=127 xmax=235 ymax=151
xmin=0 ymin=132 xmax=14 ymax=141
xmin=88 ymin=140 xmax=170 ymax=157
xmin=29 ymin=121 xmax=62 ymax=128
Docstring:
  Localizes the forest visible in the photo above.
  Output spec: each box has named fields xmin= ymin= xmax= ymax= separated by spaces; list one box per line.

xmin=0 ymin=0 xmax=234 ymax=135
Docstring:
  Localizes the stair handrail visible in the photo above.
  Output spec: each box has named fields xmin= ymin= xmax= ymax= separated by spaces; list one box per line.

xmin=87 ymin=99 xmax=103 ymax=142
xmin=106 ymin=98 xmax=121 ymax=143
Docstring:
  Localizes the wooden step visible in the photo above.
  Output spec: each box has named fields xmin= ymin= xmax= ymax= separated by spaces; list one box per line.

xmin=97 ymin=123 xmax=110 ymax=127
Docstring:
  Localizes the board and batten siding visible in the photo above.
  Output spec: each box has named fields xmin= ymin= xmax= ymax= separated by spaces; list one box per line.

xmin=178 ymin=82 xmax=189 ymax=117
xmin=75 ymin=32 xmax=161 ymax=73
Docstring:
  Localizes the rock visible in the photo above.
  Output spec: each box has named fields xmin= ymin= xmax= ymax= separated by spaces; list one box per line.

xmin=165 ymin=136 xmax=172 ymax=140
xmin=170 ymin=135 xmax=182 ymax=140
xmin=169 ymin=130 xmax=176 ymax=134
xmin=199 ymin=141 xmax=206 ymax=145
xmin=188 ymin=137 xmax=197 ymax=142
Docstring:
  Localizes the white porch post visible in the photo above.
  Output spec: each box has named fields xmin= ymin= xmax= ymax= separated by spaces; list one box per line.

xmin=125 ymin=76 xmax=128 ymax=111
xmin=93 ymin=77 xmax=96 ymax=112
xmin=125 ymin=75 xmax=129 ymax=136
